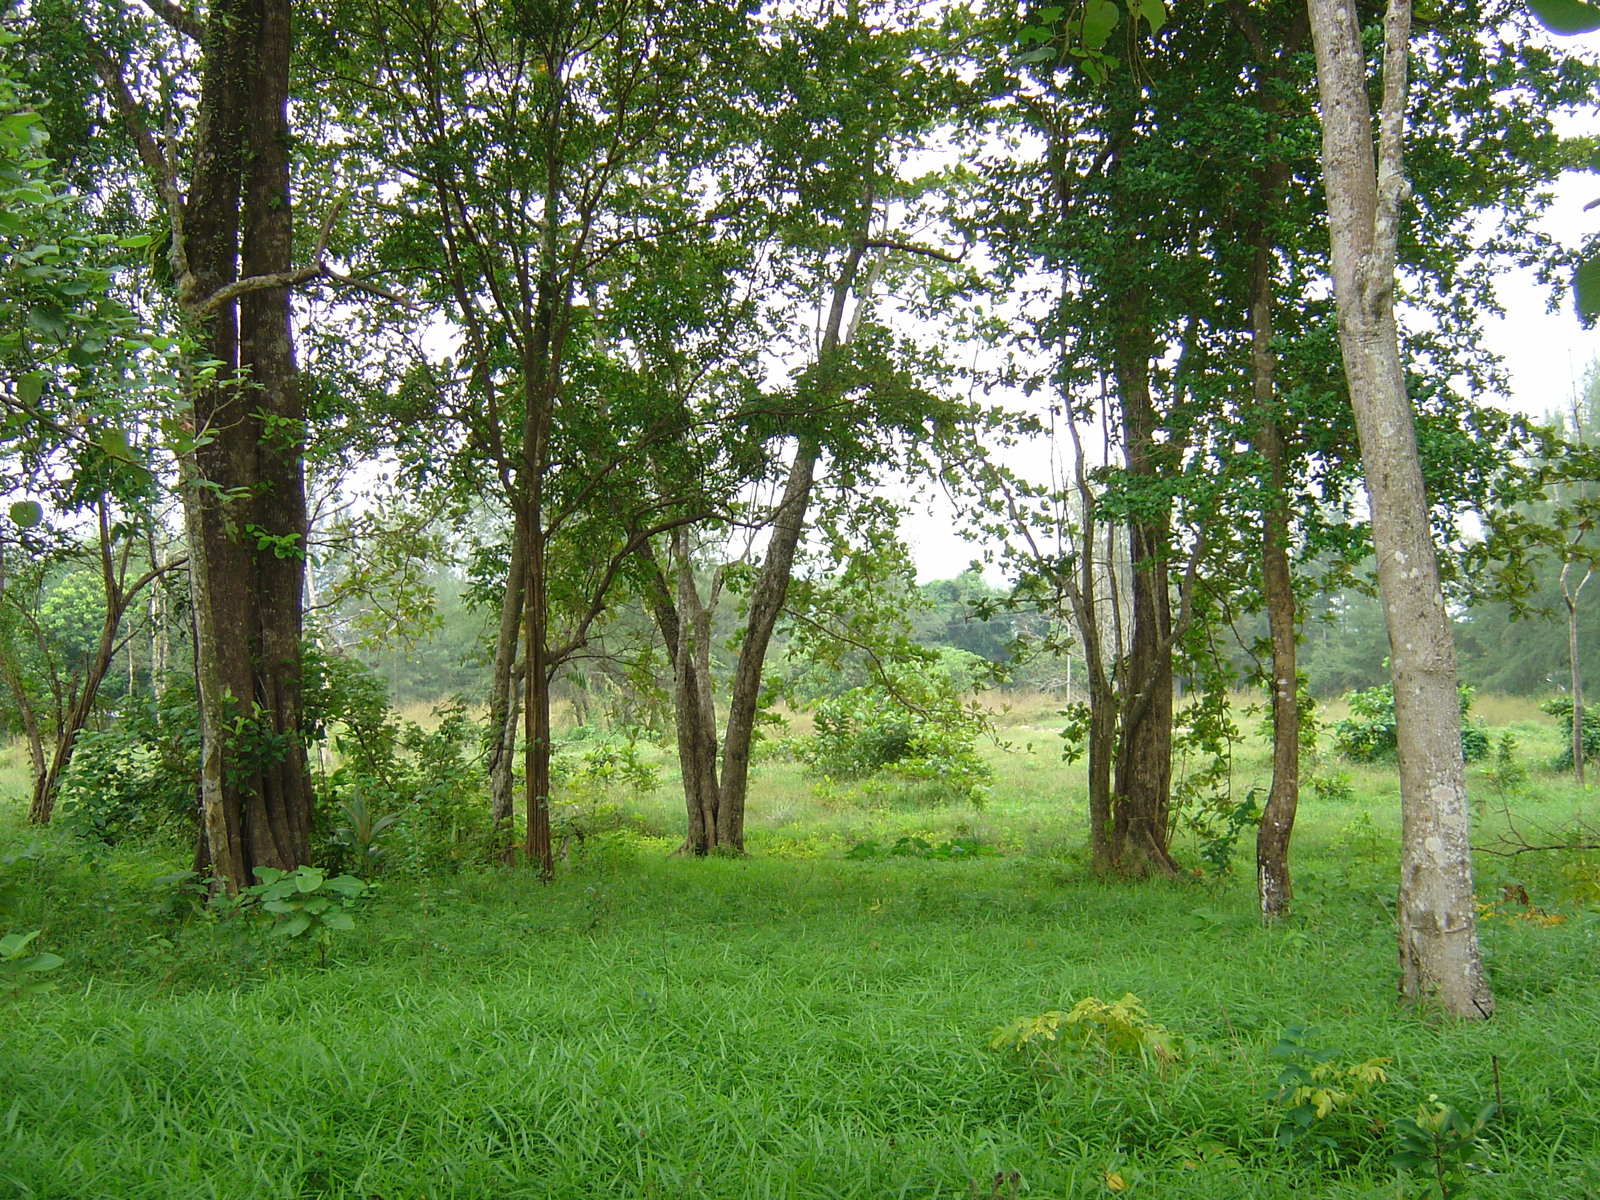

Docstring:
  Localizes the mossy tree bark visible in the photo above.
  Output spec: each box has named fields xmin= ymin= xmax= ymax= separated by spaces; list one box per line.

xmin=1308 ymin=0 xmax=1492 ymax=1016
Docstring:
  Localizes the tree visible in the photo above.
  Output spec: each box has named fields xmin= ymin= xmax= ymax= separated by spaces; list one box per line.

xmin=75 ymin=0 xmax=327 ymax=887
xmin=0 ymin=37 xmax=182 ymax=826
xmin=1307 ymin=0 xmax=1493 ymax=1015
xmin=312 ymin=0 xmax=772 ymax=874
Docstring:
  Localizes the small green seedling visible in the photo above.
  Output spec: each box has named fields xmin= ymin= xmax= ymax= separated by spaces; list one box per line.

xmin=243 ymin=866 xmax=367 ymax=967
xmin=0 ymin=930 xmax=64 ymax=1001
xmin=334 ymin=792 xmax=400 ymax=873
xmin=1391 ymin=1099 xmax=1497 ymax=1199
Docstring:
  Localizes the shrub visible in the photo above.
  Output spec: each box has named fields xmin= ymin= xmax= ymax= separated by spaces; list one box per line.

xmin=1540 ymin=697 xmax=1600 ymax=770
xmin=989 ymin=994 xmax=1183 ymax=1068
xmin=307 ymin=650 xmax=489 ymax=874
xmin=1329 ymin=682 xmax=1488 ymax=764
xmin=802 ymin=674 xmax=992 ymax=806
xmin=55 ymin=682 xmax=200 ymax=847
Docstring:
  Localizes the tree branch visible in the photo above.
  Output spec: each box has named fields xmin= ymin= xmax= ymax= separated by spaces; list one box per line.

xmin=1370 ymin=0 xmax=1413 ymax=295
xmin=139 ymin=0 xmax=204 ymax=42
xmin=861 ymin=237 xmax=965 ymax=263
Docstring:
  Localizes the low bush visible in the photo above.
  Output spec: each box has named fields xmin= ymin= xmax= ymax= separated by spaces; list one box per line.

xmin=55 ymin=683 xmax=200 ymax=847
xmin=1540 ymin=697 xmax=1600 ymax=769
xmin=1329 ymin=682 xmax=1489 ymax=764
xmin=802 ymin=680 xmax=992 ymax=806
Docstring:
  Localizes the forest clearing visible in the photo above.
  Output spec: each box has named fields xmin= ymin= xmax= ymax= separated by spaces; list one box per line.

xmin=3 ymin=694 xmax=1599 ymax=1199
xmin=7 ymin=0 xmax=1600 ymax=1194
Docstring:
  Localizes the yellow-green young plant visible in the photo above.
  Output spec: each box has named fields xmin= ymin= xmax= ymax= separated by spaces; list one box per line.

xmin=1270 ymin=1025 xmax=1391 ymax=1151
xmin=989 ymin=994 xmax=1182 ymax=1068
xmin=1560 ymin=857 xmax=1600 ymax=907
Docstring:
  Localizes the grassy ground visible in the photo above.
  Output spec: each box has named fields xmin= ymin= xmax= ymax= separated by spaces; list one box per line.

xmin=2 ymin=699 xmax=1598 ymax=1199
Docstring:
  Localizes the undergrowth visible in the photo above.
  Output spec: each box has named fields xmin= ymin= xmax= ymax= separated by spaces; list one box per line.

xmin=1 ymin=715 xmax=1598 ymax=1199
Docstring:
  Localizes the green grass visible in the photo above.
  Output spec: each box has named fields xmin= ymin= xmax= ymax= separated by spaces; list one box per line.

xmin=3 ymin=718 xmax=1600 ymax=1199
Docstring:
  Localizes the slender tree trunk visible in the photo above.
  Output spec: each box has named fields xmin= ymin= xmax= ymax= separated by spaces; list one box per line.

xmin=28 ymin=524 xmax=120 ymax=824
xmin=1109 ymin=324 xmax=1180 ymax=878
xmin=1238 ymin=7 xmax=1310 ymax=920
xmin=487 ymin=530 xmax=526 ymax=857
xmin=638 ymin=540 xmax=723 ymax=854
xmin=524 ymin=506 xmax=554 ymax=879
xmin=27 ymin=507 xmax=173 ymax=825
xmin=1255 ymin=416 xmax=1299 ymax=917
xmin=0 ymin=547 xmax=46 ymax=788
xmin=1309 ymin=0 xmax=1492 ymax=1016
xmin=1249 ymin=205 xmax=1299 ymax=920
xmin=717 ymin=444 xmax=819 ymax=852
xmin=1561 ymin=562 xmax=1592 ymax=787
xmin=674 ymin=538 xmax=723 ymax=854
xmin=688 ymin=217 xmax=876 ymax=855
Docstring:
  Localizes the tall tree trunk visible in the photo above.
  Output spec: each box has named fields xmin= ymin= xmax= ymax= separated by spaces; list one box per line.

xmin=97 ymin=0 xmax=314 ymax=885
xmin=524 ymin=506 xmax=554 ymax=879
xmin=1308 ymin=0 xmax=1492 ymax=1016
xmin=716 ymin=443 xmax=819 ymax=852
xmin=1254 ymin=317 xmax=1299 ymax=917
xmin=1109 ymin=323 xmax=1180 ymax=877
xmin=231 ymin=0 xmax=312 ymax=877
xmin=1561 ymin=561 xmax=1592 ymax=787
xmin=487 ymin=530 xmax=526 ymax=858
xmin=0 ymin=547 xmax=47 ymax=791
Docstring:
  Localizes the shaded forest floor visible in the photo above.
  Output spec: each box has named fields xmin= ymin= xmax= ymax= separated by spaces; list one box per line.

xmin=2 ymin=699 xmax=1599 ymax=1199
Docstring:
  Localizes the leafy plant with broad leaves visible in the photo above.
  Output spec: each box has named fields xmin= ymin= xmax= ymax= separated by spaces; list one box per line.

xmin=1016 ymin=0 xmax=1168 ymax=85
xmin=334 ymin=792 xmax=400 ymax=875
xmin=1522 ymin=0 xmax=1600 ymax=318
xmin=241 ymin=866 xmax=367 ymax=967
xmin=1391 ymin=1099 xmax=1498 ymax=1199
xmin=0 ymin=930 xmax=64 ymax=1001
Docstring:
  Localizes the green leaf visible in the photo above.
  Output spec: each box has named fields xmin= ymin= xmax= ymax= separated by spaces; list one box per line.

xmin=98 ymin=427 xmax=137 ymax=463
xmin=294 ymin=867 xmax=326 ymax=893
xmin=0 ymin=930 xmax=40 ymax=959
xmin=22 ymin=952 xmax=63 ymax=973
xmin=8 ymin=500 xmax=42 ymax=528
xmin=16 ymin=372 xmax=43 ymax=406
xmin=1081 ymin=0 xmax=1121 ymax=50
xmin=1575 ymin=252 xmax=1600 ymax=321
xmin=324 ymin=912 xmax=355 ymax=931
xmin=1135 ymin=0 xmax=1165 ymax=33
xmin=273 ymin=912 xmax=312 ymax=938
xmin=323 ymin=875 xmax=366 ymax=897
xmin=1528 ymin=0 xmax=1600 ymax=32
